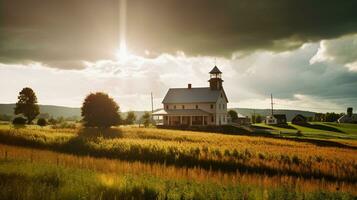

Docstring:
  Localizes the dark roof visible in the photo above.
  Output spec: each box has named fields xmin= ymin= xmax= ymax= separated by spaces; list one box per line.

xmin=162 ymin=87 xmax=228 ymax=103
xmin=209 ymin=66 xmax=222 ymax=74
xmin=293 ymin=114 xmax=307 ymax=120
xmin=273 ymin=114 xmax=287 ymax=120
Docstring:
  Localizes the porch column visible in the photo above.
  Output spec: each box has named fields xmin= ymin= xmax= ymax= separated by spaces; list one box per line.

xmin=202 ymin=116 xmax=204 ymax=125
xmin=180 ymin=116 xmax=182 ymax=125
xmin=190 ymin=116 xmax=192 ymax=126
xmin=168 ymin=116 xmax=170 ymax=126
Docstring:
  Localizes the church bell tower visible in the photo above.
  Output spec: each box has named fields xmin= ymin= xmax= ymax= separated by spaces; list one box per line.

xmin=209 ymin=66 xmax=223 ymax=90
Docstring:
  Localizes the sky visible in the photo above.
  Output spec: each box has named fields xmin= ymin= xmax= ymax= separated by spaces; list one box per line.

xmin=1 ymin=0 xmax=357 ymax=113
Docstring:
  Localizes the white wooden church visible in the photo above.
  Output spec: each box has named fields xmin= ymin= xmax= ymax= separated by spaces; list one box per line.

xmin=153 ymin=66 xmax=229 ymax=126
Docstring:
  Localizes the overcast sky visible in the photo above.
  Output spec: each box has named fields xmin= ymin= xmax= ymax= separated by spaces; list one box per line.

xmin=1 ymin=0 xmax=357 ymax=112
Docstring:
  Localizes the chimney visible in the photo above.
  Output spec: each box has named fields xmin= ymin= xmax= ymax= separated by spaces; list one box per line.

xmin=188 ymin=84 xmax=192 ymax=89
xmin=347 ymin=107 xmax=353 ymax=117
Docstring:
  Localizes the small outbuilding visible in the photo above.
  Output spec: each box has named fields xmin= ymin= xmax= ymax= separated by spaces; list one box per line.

xmin=265 ymin=114 xmax=287 ymax=125
xmin=291 ymin=114 xmax=308 ymax=125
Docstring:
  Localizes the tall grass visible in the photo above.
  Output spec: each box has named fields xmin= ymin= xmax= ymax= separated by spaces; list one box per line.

xmin=2 ymin=144 xmax=355 ymax=194
xmin=0 ymin=125 xmax=356 ymax=182
xmin=0 ymin=159 xmax=355 ymax=200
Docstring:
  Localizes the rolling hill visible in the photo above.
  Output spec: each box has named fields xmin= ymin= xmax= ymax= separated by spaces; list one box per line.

xmin=1 ymin=104 xmax=316 ymax=122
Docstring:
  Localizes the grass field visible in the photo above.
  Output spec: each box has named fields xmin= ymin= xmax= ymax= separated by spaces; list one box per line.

xmin=252 ymin=122 xmax=357 ymax=140
xmin=0 ymin=124 xmax=356 ymax=199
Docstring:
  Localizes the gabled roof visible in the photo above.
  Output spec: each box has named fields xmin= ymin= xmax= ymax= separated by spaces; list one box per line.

xmin=162 ymin=87 xmax=228 ymax=104
xmin=209 ymin=66 xmax=222 ymax=74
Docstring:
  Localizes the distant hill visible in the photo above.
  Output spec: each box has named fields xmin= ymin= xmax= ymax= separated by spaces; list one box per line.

xmin=0 ymin=104 xmax=149 ymax=120
xmin=0 ymin=104 xmax=81 ymax=119
xmin=230 ymin=108 xmax=316 ymax=121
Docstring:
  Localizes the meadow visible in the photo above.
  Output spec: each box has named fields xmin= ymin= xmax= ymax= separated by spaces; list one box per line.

xmin=0 ymin=124 xmax=356 ymax=199
xmin=0 ymin=144 xmax=356 ymax=199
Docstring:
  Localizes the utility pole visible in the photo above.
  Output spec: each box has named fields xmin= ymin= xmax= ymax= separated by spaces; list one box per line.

xmin=151 ymin=92 xmax=154 ymax=112
xmin=151 ymin=92 xmax=154 ymax=122
xmin=271 ymin=93 xmax=274 ymax=116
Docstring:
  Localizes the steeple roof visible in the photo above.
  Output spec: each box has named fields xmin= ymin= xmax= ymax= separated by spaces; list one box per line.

xmin=209 ymin=66 xmax=222 ymax=74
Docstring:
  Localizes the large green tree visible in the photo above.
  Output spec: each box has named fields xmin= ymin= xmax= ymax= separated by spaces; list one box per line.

xmin=124 ymin=111 xmax=137 ymax=125
xmin=141 ymin=112 xmax=151 ymax=128
xmin=228 ymin=110 xmax=238 ymax=121
xmin=81 ymin=92 xmax=121 ymax=128
xmin=14 ymin=87 xmax=40 ymax=124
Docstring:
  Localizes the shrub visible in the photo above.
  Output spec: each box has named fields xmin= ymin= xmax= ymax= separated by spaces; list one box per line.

xmin=12 ymin=117 xmax=27 ymax=125
xmin=37 ymin=118 xmax=47 ymax=126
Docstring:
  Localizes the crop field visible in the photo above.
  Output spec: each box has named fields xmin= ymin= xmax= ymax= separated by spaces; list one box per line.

xmin=0 ymin=124 xmax=356 ymax=199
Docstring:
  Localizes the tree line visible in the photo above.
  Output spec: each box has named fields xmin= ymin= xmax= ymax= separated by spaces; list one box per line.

xmin=11 ymin=87 xmax=152 ymax=128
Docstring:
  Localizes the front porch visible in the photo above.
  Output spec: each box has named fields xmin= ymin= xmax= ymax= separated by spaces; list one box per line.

xmin=152 ymin=109 xmax=213 ymax=126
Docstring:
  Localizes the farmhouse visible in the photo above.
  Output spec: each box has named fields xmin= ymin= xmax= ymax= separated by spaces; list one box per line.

xmin=338 ymin=107 xmax=357 ymax=123
xmin=153 ymin=66 xmax=228 ymax=126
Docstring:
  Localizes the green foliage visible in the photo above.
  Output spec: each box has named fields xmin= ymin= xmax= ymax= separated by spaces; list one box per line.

xmin=14 ymin=87 xmax=40 ymax=124
xmin=81 ymin=92 xmax=121 ymax=128
xmin=141 ymin=112 xmax=151 ymax=127
xmin=12 ymin=117 xmax=27 ymax=125
xmin=325 ymin=112 xmax=342 ymax=122
xmin=37 ymin=118 xmax=47 ymax=127
xmin=252 ymin=114 xmax=263 ymax=123
xmin=124 ymin=111 xmax=136 ymax=125
xmin=228 ymin=110 xmax=238 ymax=121
xmin=0 ymin=114 xmax=12 ymax=121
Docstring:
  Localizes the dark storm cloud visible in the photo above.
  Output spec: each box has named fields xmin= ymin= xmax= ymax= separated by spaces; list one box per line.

xmin=1 ymin=0 xmax=357 ymax=68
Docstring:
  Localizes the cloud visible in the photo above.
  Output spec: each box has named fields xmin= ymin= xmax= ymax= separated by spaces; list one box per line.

xmin=1 ymin=39 xmax=357 ymax=112
xmin=1 ymin=0 xmax=357 ymax=69
xmin=310 ymin=34 xmax=357 ymax=71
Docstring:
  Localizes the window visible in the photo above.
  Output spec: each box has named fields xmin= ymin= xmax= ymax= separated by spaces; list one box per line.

xmin=166 ymin=105 xmax=169 ymax=109
xmin=219 ymin=104 xmax=221 ymax=109
xmin=210 ymin=104 xmax=214 ymax=109
xmin=182 ymin=105 xmax=185 ymax=109
xmin=174 ymin=105 xmax=176 ymax=109
xmin=195 ymin=105 xmax=198 ymax=109
xmin=211 ymin=116 xmax=214 ymax=122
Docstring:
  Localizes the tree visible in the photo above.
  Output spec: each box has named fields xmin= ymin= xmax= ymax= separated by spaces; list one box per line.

xmin=37 ymin=118 xmax=47 ymax=126
xmin=255 ymin=114 xmax=263 ymax=123
xmin=125 ymin=111 xmax=136 ymax=125
xmin=81 ymin=92 xmax=121 ymax=128
xmin=141 ymin=112 xmax=151 ymax=127
xmin=14 ymin=87 xmax=40 ymax=124
xmin=325 ymin=112 xmax=341 ymax=122
xmin=228 ymin=110 xmax=238 ymax=121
